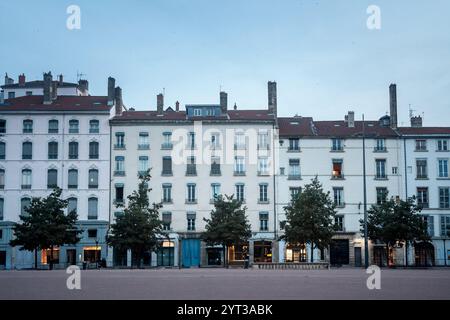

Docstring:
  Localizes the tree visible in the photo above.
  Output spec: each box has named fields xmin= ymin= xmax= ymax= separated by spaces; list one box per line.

xmin=281 ymin=177 xmax=337 ymax=263
xmin=362 ymin=197 xmax=430 ymax=267
xmin=107 ymin=170 xmax=164 ymax=268
xmin=10 ymin=188 xmax=81 ymax=270
xmin=203 ymin=195 xmax=252 ymax=267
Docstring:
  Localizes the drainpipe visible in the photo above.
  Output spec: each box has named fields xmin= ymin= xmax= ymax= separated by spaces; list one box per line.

xmin=107 ymin=122 xmax=112 ymax=267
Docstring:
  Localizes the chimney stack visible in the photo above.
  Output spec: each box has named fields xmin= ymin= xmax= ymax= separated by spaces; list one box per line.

xmin=51 ymin=81 xmax=58 ymax=101
xmin=4 ymin=73 xmax=13 ymax=85
xmin=157 ymin=93 xmax=164 ymax=114
xmin=0 ymin=91 xmax=4 ymax=104
xmin=346 ymin=111 xmax=355 ymax=128
xmin=107 ymin=77 xmax=116 ymax=106
xmin=114 ymin=87 xmax=123 ymax=116
xmin=18 ymin=74 xmax=26 ymax=85
xmin=220 ymin=91 xmax=228 ymax=113
xmin=78 ymin=79 xmax=89 ymax=94
xmin=389 ymin=84 xmax=398 ymax=129
xmin=411 ymin=116 xmax=423 ymax=128
xmin=59 ymin=74 xmax=64 ymax=85
xmin=268 ymin=81 xmax=277 ymax=116
xmin=43 ymin=72 xmax=53 ymax=104
xmin=175 ymin=101 xmax=180 ymax=112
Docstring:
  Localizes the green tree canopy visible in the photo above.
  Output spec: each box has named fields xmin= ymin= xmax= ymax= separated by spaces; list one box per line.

xmin=281 ymin=177 xmax=337 ymax=262
xmin=107 ymin=170 xmax=163 ymax=268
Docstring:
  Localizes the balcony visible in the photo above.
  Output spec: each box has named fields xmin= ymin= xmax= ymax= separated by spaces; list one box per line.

xmin=114 ymin=171 xmax=125 ymax=177
xmin=47 ymin=184 xmax=58 ymax=189
xmin=234 ymin=143 xmax=246 ymax=150
xmin=138 ymin=144 xmax=150 ymax=150
xmin=186 ymin=165 xmax=197 ymax=176
xmin=68 ymin=184 xmax=78 ymax=189
xmin=138 ymin=171 xmax=148 ymax=177
xmin=258 ymin=199 xmax=270 ymax=204
xmin=288 ymin=174 xmax=301 ymax=180
xmin=88 ymin=184 xmax=99 ymax=189
xmin=374 ymin=147 xmax=387 ymax=152
xmin=114 ymin=144 xmax=126 ymax=150
xmin=331 ymin=173 xmax=344 ymax=180
xmin=258 ymin=144 xmax=270 ymax=151
xmin=21 ymin=184 xmax=31 ymax=190
xmin=258 ymin=171 xmax=270 ymax=176
xmin=287 ymin=147 xmax=301 ymax=153
xmin=375 ymin=175 xmax=388 ymax=180
xmin=185 ymin=199 xmax=198 ymax=205
xmin=210 ymin=168 xmax=221 ymax=176
xmin=161 ymin=170 xmax=173 ymax=176
xmin=162 ymin=199 xmax=173 ymax=204
xmin=161 ymin=143 xmax=173 ymax=150
xmin=114 ymin=199 xmax=124 ymax=206
xmin=330 ymin=147 xmax=344 ymax=152
xmin=234 ymin=171 xmax=246 ymax=176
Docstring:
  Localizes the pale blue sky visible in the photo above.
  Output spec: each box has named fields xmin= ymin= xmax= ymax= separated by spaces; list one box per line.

xmin=1 ymin=0 xmax=449 ymax=126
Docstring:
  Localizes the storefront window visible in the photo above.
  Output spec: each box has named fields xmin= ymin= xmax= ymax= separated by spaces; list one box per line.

xmin=83 ymin=246 xmax=101 ymax=263
xmin=41 ymin=248 xmax=60 ymax=265
xmin=254 ymin=241 xmax=272 ymax=263
xmin=285 ymin=244 xmax=307 ymax=263
xmin=228 ymin=242 xmax=249 ymax=261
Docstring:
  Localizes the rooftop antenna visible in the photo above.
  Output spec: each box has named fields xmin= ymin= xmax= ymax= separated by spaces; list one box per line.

xmin=77 ymin=71 xmax=86 ymax=81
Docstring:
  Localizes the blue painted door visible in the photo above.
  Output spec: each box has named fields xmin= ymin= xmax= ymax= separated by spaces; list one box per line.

xmin=182 ymin=239 xmax=200 ymax=267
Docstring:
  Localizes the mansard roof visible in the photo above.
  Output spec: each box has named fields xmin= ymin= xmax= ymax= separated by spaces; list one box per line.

xmin=1 ymin=80 xmax=78 ymax=89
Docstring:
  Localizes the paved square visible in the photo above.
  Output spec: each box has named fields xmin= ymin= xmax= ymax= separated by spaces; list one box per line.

xmin=0 ymin=268 xmax=449 ymax=300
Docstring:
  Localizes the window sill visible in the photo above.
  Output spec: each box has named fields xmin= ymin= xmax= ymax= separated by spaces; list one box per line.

xmin=288 ymin=176 xmax=302 ymax=180
xmin=138 ymin=145 xmax=150 ymax=150
xmin=88 ymin=186 xmax=99 ymax=189
xmin=161 ymin=145 xmax=173 ymax=150
xmin=331 ymin=177 xmax=345 ymax=180
xmin=415 ymin=177 xmax=429 ymax=180
xmin=335 ymin=205 xmax=346 ymax=209
xmin=436 ymin=150 xmax=449 ymax=152
xmin=287 ymin=149 xmax=301 ymax=153
xmin=185 ymin=200 xmax=198 ymax=205
xmin=161 ymin=173 xmax=173 ymax=177
xmin=234 ymin=172 xmax=246 ymax=176
xmin=330 ymin=150 xmax=345 ymax=153
xmin=210 ymin=172 xmax=222 ymax=176
xmin=114 ymin=146 xmax=126 ymax=150
xmin=258 ymin=172 xmax=270 ymax=176
xmin=258 ymin=200 xmax=270 ymax=205
xmin=162 ymin=200 xmax=173 ymax=204
xmin=186 ymin=173 xmax=198 ymax=176
xmin=437 ymin=177 xmax=450 ymax=180
xmin=374 ymin=177 xmax=388 ymax=181
xmin=414 ymin=150 xmax=428 ymax=152
xmin=114 ymin=172 xmax=125 ymax=177
xmin=373 ymin=149 xmax=387 ymax=153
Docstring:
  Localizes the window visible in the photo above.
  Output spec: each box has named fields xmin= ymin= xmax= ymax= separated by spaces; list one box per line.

xmin=392 ymin=167 xmax=398 ymax=175
xmin=187 ymin=212 xmax=196 ymax=231
xmin=48 ymin=120 xmax=59 ymax=133
xmin=89 ymin=142 xmax=99 ymax=159
xmin=115 ymin=132 xmax=125 ymax=149
xmin=115 ymin=156 xmax=125 ymax=176
xmin=26 ymin=91 xmax=32 ymax=96
xmin=0 ymin=169 xmax=4 ymax=189
xmin=23 ymin=120 xmax=33 ymax=133
xmin=22 ymin=142 xmax=32 ymax=159
xmin=88 ymin=229 xmax=97 ymax=238
xmin=115 ymin=184 xmax=124 ymax=204
xmin=258 ymin=157 xmax=269 ymax=175
xmin=417 ymin=188 xmax=429 ymax=208
xmin=415 ymin=139 xmax=427 ymax=151
xmin=139 ymin=156 xmax=149 ymax=175
xmin=288 ymin=138 xmax=300 ymax=151
xmin=162 ymin=184 xmax=172 ymax=203
xmin=211 ymin=133 xmax=220 ymax=149
xmin=376 ymin=187 xmax=388 ymax=205
xmin=332 ymin=159 xmax=343 ymax=179
xmin=234 ymin=132 xmax=245 ymax=149
xmin=211 ymin=157 xmax=221 ymax=175
xmin=439 ymin=187 xmax=450 ymax=209
xmin=333 ymin=187 xmax=344 ymax=207
xmin=290 ymin=187 xmax=301 ymax=201
xmin=335 ymin=216 xmax=344 ymax=231
xmin=69 ymin=120 xmax=79 ymax=134
xmin=437 ymin=140 xmax=449 ymax=152
xmin=188 ymin=132 xmax=195 ymax=149
xmin=289 ymin=159 xmax=300 ymax=178
xmin=259 ymin=212 xmax=269 ymax=231
xmin=68 ymin=169 xmax=78 ymax=189
xmin=211 ymin=183 xmax=221 ymax=201
xmin=21 ymin=169 xmax=32 ymax=189
xmin=162 ymin=212 xmax=172 ymax=231
xmin=375 ymin=139 xmax=386 ymax=152
xmin=8 ymin=92 xmax=15 ymax=99
xmin=162 ymin=132 xmax=172 ymax=149
xmin=423 ymin=215 xmax=434 ymax=237
xmin=375 ymin=159 xmax=387 ymax=179
xmin=88 ymin=198 xmax=98 ymax=220
xmin=186 ymin=156 xmax=196 ymax=176
xmin=332 ymin=138 xmax=343 ymax=151
xmin=440 ymin=216 xmax=450 ymax=237
xmin=0 ymin=198 xmax=3 ymax=221
xmin=162 ymin=157 xmax=172 ymax=175
xmin=258 ymin=132 xmax=269 ymax=150
xmin=416 ymin=159 xmax=428 ymax=179
xmin=193 ymin=108 xmax=201 ymax=116
xmin=280 ymin=167 xmax=285 ymax=176
xmin=67 ymin=198 xmax=77 ymax=214
xmin=89 ymin=120 xmax=99 ymax=134
xmin=138 ymin=132 xmax=149 ymax=149
xmin=0 ymin=142 xmax=5 ymax=159
xmin=259 ymin=184 xmax=269 ymax=203
xmin=48 ymin=142 xmax=58 ymax=160
xmin=88 ymin=169 xmax=98 ymax=189
xmin=47 ymin=169 xmax=58 ymax=189
xmin=235 ymin=184 xmax=245 ymax=202
xmin=0 ymin=120 xmax=6 ymax=134
xmin=68 ymin=141 xmax=78 ymax=159
xmin=21 ymin=198 xmax=31 ymax=217
xmin=438 ymin=159 xmax=449 ymax=178
xmin=234 ymin=156 xmax=245 ymax=175
xmin=187 ymin=184 xmax=196 ymax=203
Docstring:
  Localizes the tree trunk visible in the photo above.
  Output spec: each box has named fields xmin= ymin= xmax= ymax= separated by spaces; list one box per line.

xmin=310 ymin=242 xmax=314 ymax=263
xmin=405 ymin=241 xmax=408 ymax=268
xmin=34 ymin=249 xmax=38 ymax=270
xmin=385 ymin=244 xmax=389 ymax=268
xmin=222 ymin=245 xmax=226 ymax=268
xmin=50 ymin=246 xmax=54 ymax=270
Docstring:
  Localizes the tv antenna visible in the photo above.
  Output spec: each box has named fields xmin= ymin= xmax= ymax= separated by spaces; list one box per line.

xmin=77 ymin=71 xmax=86 ymax=81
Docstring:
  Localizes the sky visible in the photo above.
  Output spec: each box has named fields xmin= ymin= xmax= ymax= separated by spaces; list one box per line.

xmin=0 ymin=0 xmax=449 ymax=126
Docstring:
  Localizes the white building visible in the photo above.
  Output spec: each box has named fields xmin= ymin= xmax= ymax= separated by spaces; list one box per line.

xmin=0 ymin=72 xmax=115 ymax=269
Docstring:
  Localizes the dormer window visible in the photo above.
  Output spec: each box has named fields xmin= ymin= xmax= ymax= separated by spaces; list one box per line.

xmin=193 ymin=109 xmax=201 ymax=116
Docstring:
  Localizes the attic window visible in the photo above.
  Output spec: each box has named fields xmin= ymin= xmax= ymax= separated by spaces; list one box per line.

xmin=368 ymin=124 xmax=374 ymax=127
xmin=334 ymin=124 xmax=340 ymax=127
xmin=93 ymin=102 xmax=102 ymax=105
xmin=290 ymin=121 xmax=299 ymax=125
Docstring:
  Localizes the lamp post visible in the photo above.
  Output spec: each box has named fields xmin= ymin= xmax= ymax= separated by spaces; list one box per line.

xmin=362 ymin=114 xmax=369 ymax=268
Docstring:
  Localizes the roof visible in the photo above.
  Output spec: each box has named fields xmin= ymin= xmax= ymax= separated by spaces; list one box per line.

xmin=398 ymin=127 xmax=450 ymax=135
xmin=0 ymin=95 xmax=111 ymax=112
xmin=1 ymin=80 xmax=78 ymax=89
xmin=111 ymin=109 xmax=276 ymax=123
xmin=278 ymin=117 xmax=314 ymax=136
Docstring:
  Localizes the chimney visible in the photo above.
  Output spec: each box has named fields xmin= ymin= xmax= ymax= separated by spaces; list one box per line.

xmin=157 ymin=93 xmax=164 ymax=114
xmin=107 ymin=77 xmax=116 ymax=106
xmin=389 ymin=84 xmax=398 ymax=129
xmin=0 ymin=91 xmax=4 ymax=104
xmin=51 ymin=81 xmax=58 ymax=100
xmin=411 ymin=116 xmax=423 ymax=128
xmin=268 ymin=81 xmax=277 ymax=115
xmin=234 ymin=103 xmax=237 ymax=110
xmin=78 ymin=79 xmax=89 ymax=94
xmin=59 ymin=74 xmax=63 ymax=85
xmin=18 ymin=74 xmax=26 ymax=85
xmin=346 ymin=111 xmax=355 ymax=128
xmin=175 ymin=101 xmax=180 ymax=112
xmin=4 ymin=73 xmax=13 ymax=85
xmin=220 ymin=91 xmax=228 ymax=113
xmin=43 ymin=72 xmax=53 ymax=104
xmin=114 ymin=87 xmax=123 ymax=116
